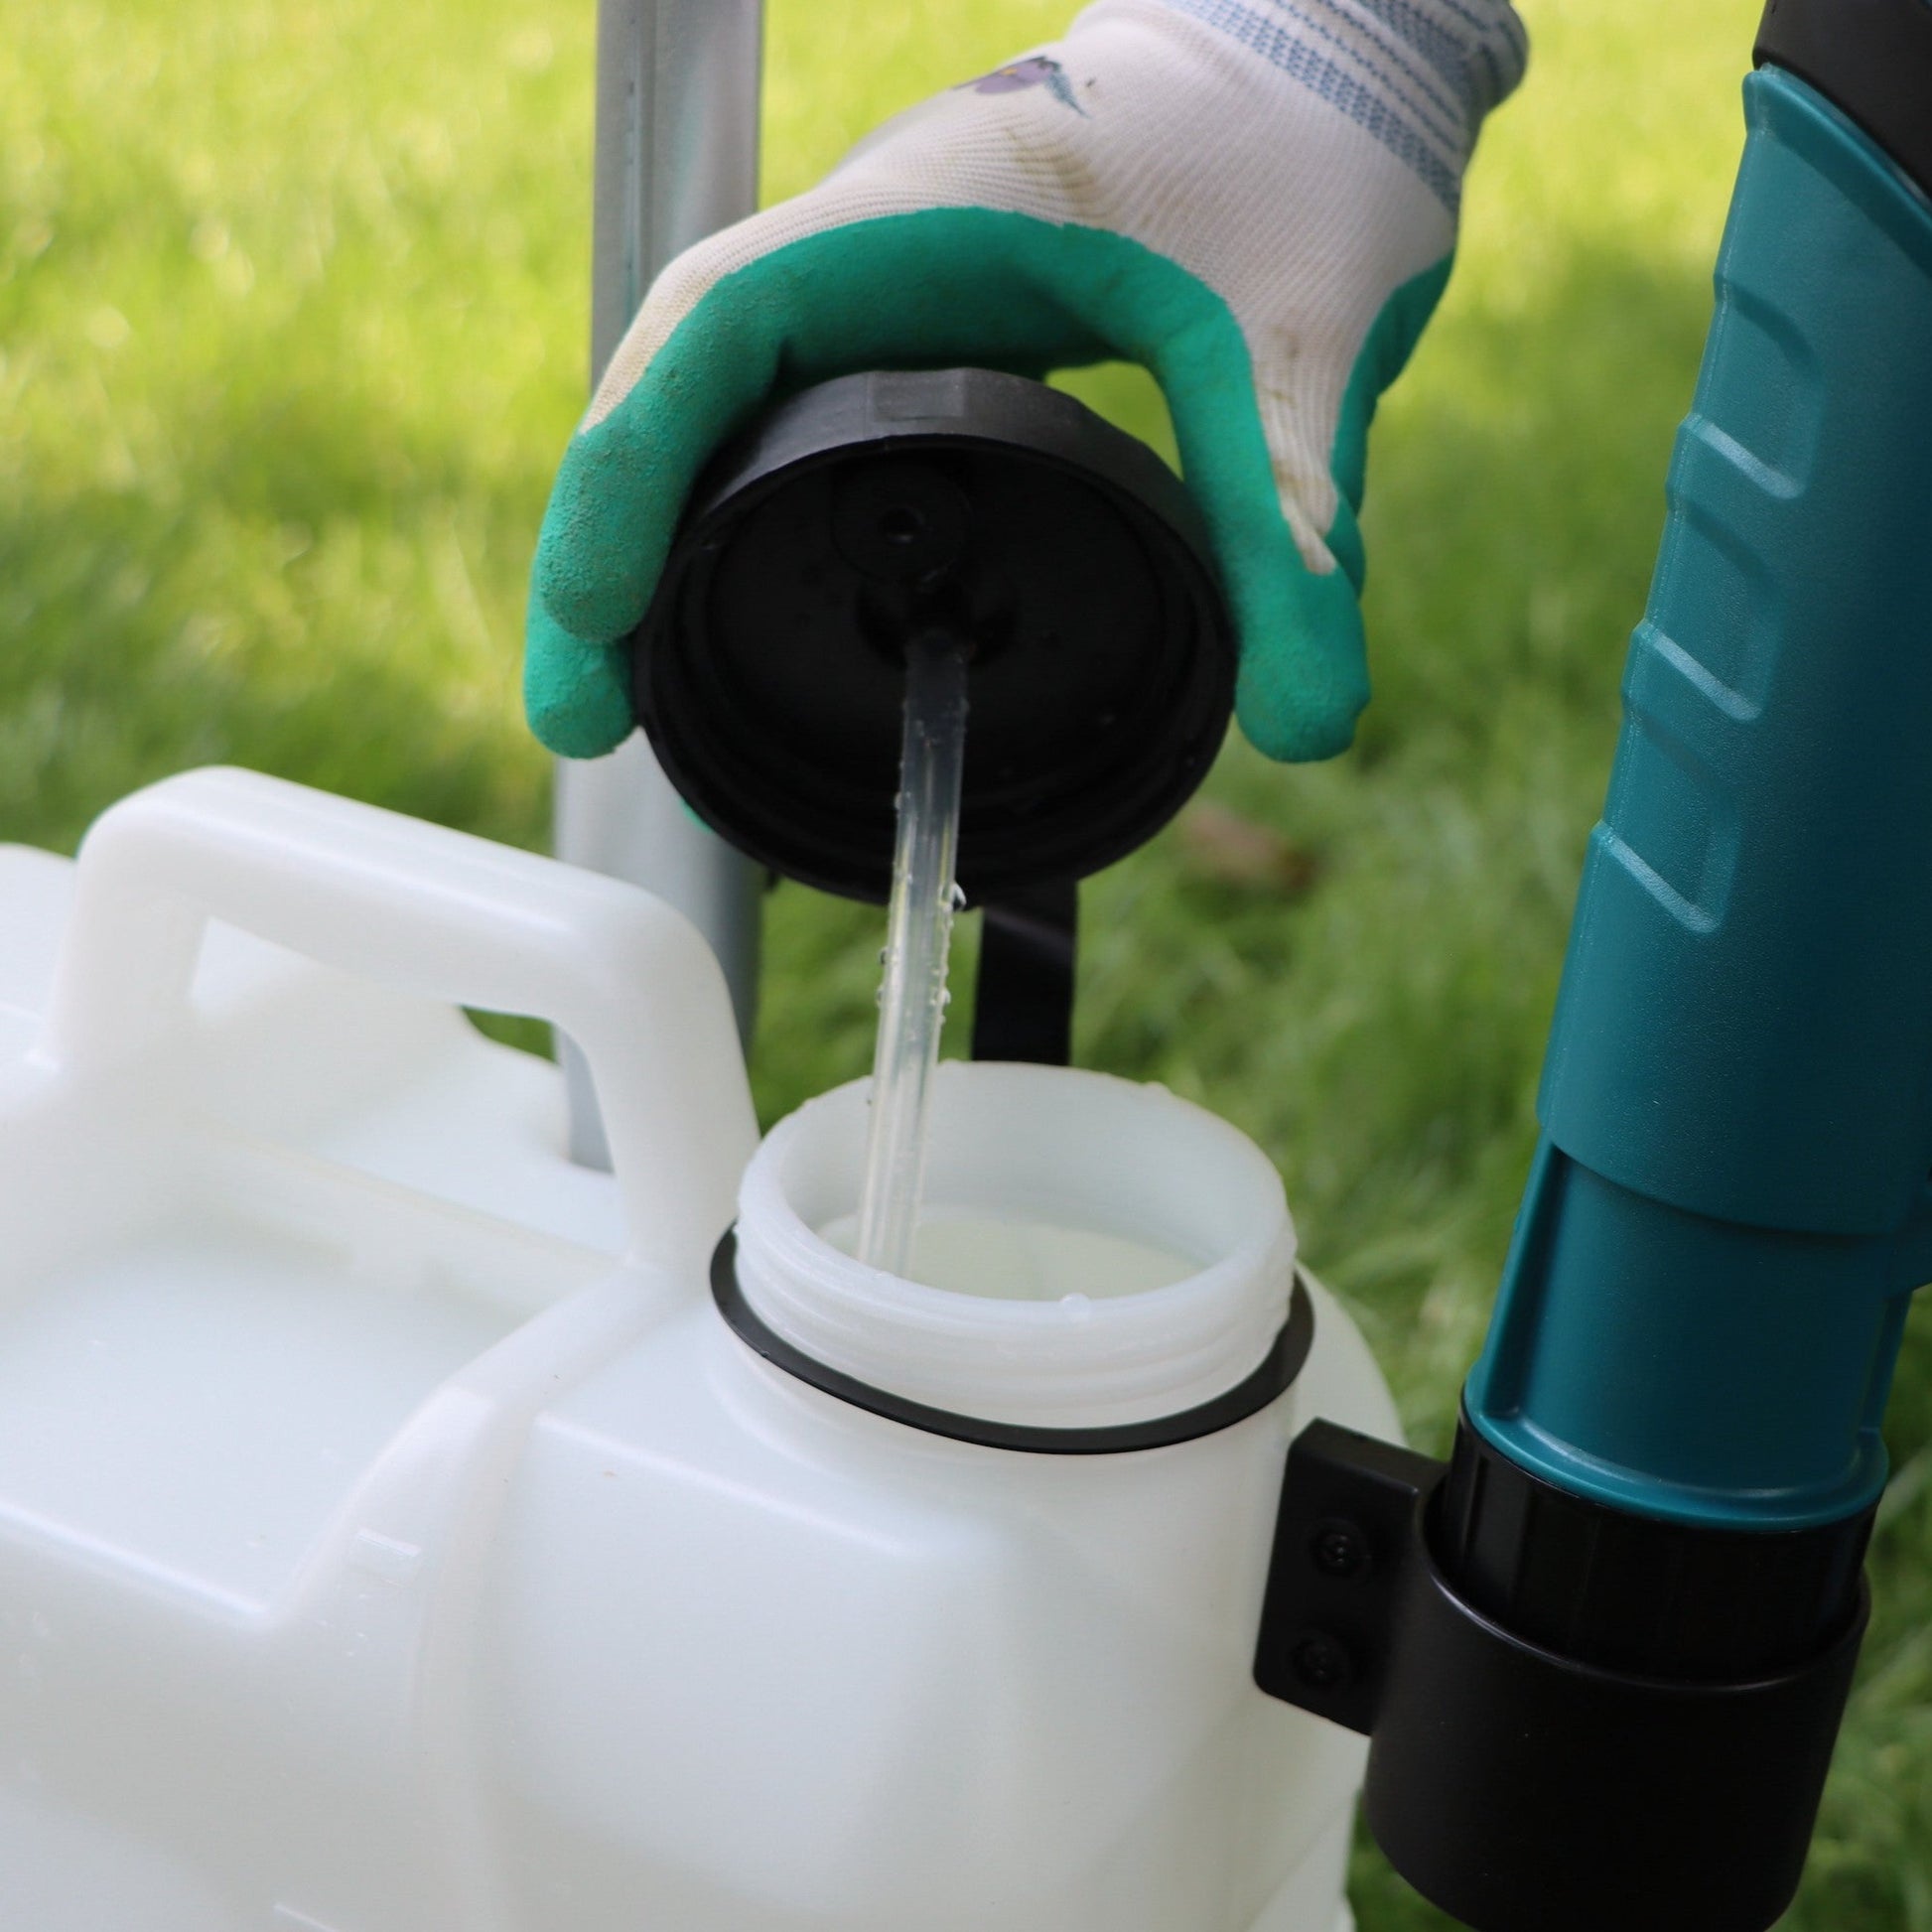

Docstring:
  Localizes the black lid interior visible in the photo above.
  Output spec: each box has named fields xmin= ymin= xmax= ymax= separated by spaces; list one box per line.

xmin=632 ymin=367 xmax=1234 ymax=904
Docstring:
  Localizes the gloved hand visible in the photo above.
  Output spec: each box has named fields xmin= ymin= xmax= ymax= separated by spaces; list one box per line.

xmin=527 ymin=0 xmax=1526 ymax=763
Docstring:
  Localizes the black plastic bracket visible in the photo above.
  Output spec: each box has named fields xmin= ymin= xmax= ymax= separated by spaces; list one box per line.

xmin=1252 ymin=1419 xmax=1445 ymax=1734
xmin=1255 ymin=1413 xmax=1875 ymax=1932
xmin=971 ymin=877 xmax=1077 ymax=1065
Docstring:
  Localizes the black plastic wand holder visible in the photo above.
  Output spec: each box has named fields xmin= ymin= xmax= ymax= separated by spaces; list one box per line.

xmin=1256 ymin=1418 xmax=1872 ymax=1932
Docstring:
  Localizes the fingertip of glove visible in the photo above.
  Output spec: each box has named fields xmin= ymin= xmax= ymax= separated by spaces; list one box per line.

xmin=1234 ymin=676 xmax=1365 ymax=762
xmin=1231 ymin=565 xmax=1370 ymax=764
xmin=527 ymin=694 xmax=635 ymax=760
xmin=523 ymin=597 xmax=636 ymax=760
xmin=534 ymin=447 xmax=657 ymax=645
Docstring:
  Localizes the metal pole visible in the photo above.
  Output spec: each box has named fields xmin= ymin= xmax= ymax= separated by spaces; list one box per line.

xmin=558 ymin=0 xmax=766 ymax=1167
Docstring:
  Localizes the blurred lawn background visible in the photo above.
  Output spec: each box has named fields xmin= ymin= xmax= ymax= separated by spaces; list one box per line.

xmin=3 ymin=0 xmax=1929 ymax=1923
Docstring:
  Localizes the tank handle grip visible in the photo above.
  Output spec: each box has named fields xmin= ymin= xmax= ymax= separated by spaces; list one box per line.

xmin=37 ymin=766 xmax=758 ymax=1276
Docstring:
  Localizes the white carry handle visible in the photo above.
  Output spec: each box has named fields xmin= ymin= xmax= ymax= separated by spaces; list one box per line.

xmin=39 ymin=767 xmax=759 ymax=1275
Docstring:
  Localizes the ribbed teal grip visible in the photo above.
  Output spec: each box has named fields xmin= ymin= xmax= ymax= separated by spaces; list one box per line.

xmin=1466 ymin=69 xmax=1932 ymax=1529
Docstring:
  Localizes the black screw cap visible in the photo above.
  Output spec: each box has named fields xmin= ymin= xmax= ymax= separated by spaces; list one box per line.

xmin=630 ymin=367 xmax=1235 ymax=905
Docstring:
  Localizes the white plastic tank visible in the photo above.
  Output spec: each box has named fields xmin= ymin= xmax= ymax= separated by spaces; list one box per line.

xmin=0 ymin=767 xmax=1399 ymax=1932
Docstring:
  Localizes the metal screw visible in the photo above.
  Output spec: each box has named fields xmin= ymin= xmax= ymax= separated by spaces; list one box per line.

xmin=1289 ymin=1631 xmax=1353 ymax=1691
xmin=1310 ymin=1519 xmax=1369 ymax=1580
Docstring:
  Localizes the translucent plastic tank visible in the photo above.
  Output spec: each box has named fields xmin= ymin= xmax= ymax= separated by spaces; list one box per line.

xmin=0 ymin=768 xmax=1396 ymax=1932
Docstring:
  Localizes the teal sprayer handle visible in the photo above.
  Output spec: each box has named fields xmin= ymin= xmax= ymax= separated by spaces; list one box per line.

xmin=1469 ymin=51 xmax=1932 ymax=1534
xmin=1343 ymin=13 xmax=1932 ymax=1931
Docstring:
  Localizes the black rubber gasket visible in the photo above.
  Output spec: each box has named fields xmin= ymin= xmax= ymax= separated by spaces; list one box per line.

xmin=711 ymin=1228 xmax=1314 ymax=1455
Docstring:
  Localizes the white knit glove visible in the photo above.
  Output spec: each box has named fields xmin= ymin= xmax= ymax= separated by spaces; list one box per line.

xmin=528 ymin=0 xmax=1526 ymax=761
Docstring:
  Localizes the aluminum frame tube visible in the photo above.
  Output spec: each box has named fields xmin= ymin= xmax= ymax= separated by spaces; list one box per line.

xmin=558 ymin=0 xmax=766 ymax=1166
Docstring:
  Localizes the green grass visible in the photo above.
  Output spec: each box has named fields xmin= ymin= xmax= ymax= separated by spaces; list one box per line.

xmin=4 ymin=1 xmax=1930 ymax=1923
